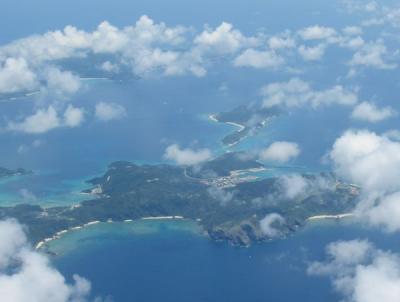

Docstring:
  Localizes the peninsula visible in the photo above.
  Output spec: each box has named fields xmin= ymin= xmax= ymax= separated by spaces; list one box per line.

xmin=210 ymin=105 xmax=281 ymax=146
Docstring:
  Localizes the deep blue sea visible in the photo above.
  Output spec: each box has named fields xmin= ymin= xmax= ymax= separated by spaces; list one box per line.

xmin=51 ymin=219 xmax=400 ymax=302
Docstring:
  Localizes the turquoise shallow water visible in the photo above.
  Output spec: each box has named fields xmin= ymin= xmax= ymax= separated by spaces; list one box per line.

xmin=51 ymin=219 xmax=400 ymax=302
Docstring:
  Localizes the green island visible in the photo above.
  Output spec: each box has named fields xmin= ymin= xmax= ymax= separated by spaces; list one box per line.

xmin=210 ymin=105 xmax=281 ymax=146
xmin=0 ymin=152 xmax=359 ymax=249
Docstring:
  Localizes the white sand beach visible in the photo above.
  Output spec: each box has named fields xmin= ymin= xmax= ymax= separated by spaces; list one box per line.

xmin=307 ymin=213 xmax=354 ymax=221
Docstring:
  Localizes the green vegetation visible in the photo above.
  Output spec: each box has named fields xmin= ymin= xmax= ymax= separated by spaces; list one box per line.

xmin=0 ymin=155 xmax=359 ymax=247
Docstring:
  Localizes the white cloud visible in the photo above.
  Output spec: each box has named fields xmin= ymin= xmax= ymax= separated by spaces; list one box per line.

xmin=308 ymin=239 xmax=400 ymax=302
xmin=95 ymin=102 xmax=126 ymax=121
xmin=0 ymin=58 xmax=38 ymax=94
xmin=100 ymin=61 xmax=120 ymax=73
xmin=341 ymin=1 xmax=379 ymax=14
xmin=360 ymin=192 xmax=400 ymax=232
xmin=329 ymin=130 xmax=400 ymax=232
xmin=43 ymin=67 xmax=81 ymax=96
xmin=261 ymin=78 xmax=358 ymax=109
xmin=278 ymin=174 xmax=309 ymax=199
xmin=233 ymin=49 xmax=284 ymax=69
xmin=0 ymin=15 xmax=203 ymax=92
xmin=7 ymin=106 xmax=61 ymax=134
xmin=259 ymin=213 xmax=285 ymax=237
xmin=164 ymin=144 xmax=212 ymax=166
xmin=268 ymin=35 xmax=296 ymax=50
xmin=342 ymin=36 xmax=365 ymax=50
xmin=0 ymin=219 xmax=92 ymax=302
xmin=350 ymin=40 xmax=396 ymax=69
xmin=7 ymin=105 xmax=85 ymax=134
xmin=298 ymin=44 xmax=326 ymax=61
xmin=343 ymin=26 xmax=363 ymax=36
xmin=259 ymin=141 xmax=300 ymax=163
xmin=298 ymin=26 xmax=337 ymax=41
xmin=90 ymin=21 xmax=129 ymax=54
xmin=351 ymin=101 xmax=396 ymax=123
xmin=330 ymin=130 xmax=400 ymax=193
xmin=64 ymin=105 xmax=85 ymax=127
xmin=277 ymin=174 xmax=335 ymax=200
xmin=194 ymin=22 xmax=258 ymax=55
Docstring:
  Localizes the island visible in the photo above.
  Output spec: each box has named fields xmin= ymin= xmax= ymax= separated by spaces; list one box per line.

xmin=210 ymin=105 xmax=281 ymax=146
xmin=0 ymin=167 xmax=32 ymax=178
xmin=0 ymin=153 xmax=359 ymax=248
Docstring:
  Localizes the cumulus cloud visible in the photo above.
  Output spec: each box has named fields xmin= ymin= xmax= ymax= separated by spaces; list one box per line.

xmin=349 ymin=40 xmax=396 ymax=69
xmin=308 ymin=239 xmax=400 ymax=302
xmin=278 ymin=174 xmax=309 ymax=199
xmin=342 ymin=0 xmax=379 ymax=13
xmin=330 ymin=130 xmax=400 ymax=193
xmin=7 ymin=105 xmax=85 ymax=134
xmin=261 ymin=78 xmax=358 ymax=109
xmin=0 ymin=58 xmax=38 ymax=94
xmin=351 ymin=101 xmax=396 ymax=123
xmin=259 ymin=141 xmax=300 ymax=163
xmin=268 ymin=35 xmax=296 ymax=50
xmin=0 ymin=15 xmax=205 ymax=96
xmin=343 ymin=26 xmax=363 ymax=36
xmin=194 ymin=22 xmax=258 ymax=55
xmin=0 ymin=219 xmax=92 ymax=302
xmin=95 ymin=102 xmax=127 ymax=121
xmin=100 ymin=61 xmax=120 ymax=73
xmin=64 ymin=105 xmax=85 ymax=127
xmin=233 ymin=49 xmax=284 ymax=69
xmin=329 ymin=130 xmax=400 ymax=232
xmin=298 ymin=26 xmax=337 ymax=41
xmin=259 ymin=213 xmax=285 ymax=237
xmin=7 ymin=106 xmax=61 ymax=134
xmin=164 ymin=144 xmax=212 ymax=166
xmin=298 ymin=44 xmax=326 ymax=61
xmin=277 ymin=173 xmax=336 ymax=200
xmin=43 ymin=67 xmax=81 ymax=96
xmin=341 ymin=36 xmax=365 ymax=50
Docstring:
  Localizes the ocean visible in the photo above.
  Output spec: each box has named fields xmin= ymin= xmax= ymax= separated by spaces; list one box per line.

xmin=0 ymin=75 xmax=360 ymax=207
xmin=1 ymin=1 xmax=400 ymax=301
xmin=50 ymin=219 xmax=400 ymax=302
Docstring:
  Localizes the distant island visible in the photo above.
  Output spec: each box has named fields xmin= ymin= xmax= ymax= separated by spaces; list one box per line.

xmin=210 ymin=105 xmax=281 ymax=146
xmin=0 ymin=167 xmax=32 ymax=178
xmin=0 ymin=153 xmax=359 ymax=249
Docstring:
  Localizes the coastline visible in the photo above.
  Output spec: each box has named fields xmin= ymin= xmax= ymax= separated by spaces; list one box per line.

xmin=36 ymin=212 xmax=355 ymax=251
xmin=35 ymin=216 xmax=187 ymax=250
xmin=306 ymin=213 xmax=354 ymax=221
xmin=208 ymin=114 xmax=246 ymax=132
xmin=225 ymin=121 xmax=246 ymax=132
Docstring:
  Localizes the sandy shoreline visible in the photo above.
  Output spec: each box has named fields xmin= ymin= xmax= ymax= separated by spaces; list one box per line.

xmin=307 ymin=213 xmax=354 ymax=221
xmin=208 ymin=114 xmax=219 ymax=123
xmin=35 ymin=216 xmax=186 ymax=250
xmin=208 ymin=114 xmax=246 ymax=132
xmin=35 ymin=213 xmax=354 ymax=250
xmin=225 ymin=121 xmax=246 ymax=132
